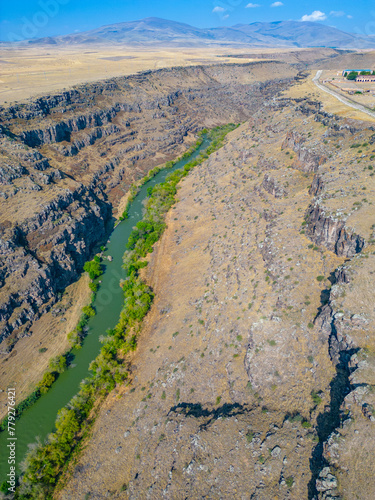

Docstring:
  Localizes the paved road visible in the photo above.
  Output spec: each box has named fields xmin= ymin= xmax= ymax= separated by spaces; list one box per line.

xmin=312 ymin=70 xmax=375 ymax=120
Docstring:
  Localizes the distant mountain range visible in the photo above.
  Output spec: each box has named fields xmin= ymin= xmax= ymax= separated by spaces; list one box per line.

xmin=25 ymin=17 xmax=375 ymax=49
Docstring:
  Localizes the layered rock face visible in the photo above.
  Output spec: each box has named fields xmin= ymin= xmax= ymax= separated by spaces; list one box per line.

xmin=0 ymin=184 xmax=110 ymax=344
xmin=58 ymin=97 xmax=375 ymax=498
xmin=306 ymin=203 xmax=365 ymax=258
xmin=0 ymin=62 xmax=297 ymax=347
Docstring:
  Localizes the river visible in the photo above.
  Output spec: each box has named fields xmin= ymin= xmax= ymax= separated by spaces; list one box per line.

xmin=0 ymin=135 xmax=210 ymax=481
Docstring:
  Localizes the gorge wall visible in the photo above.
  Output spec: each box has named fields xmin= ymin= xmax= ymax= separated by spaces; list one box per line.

xmin=0 ymin=61 xmax=297 ymax=350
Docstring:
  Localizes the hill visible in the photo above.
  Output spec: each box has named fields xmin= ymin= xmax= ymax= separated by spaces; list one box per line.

xmin=24 ymin=17 xmax=375 ymax=49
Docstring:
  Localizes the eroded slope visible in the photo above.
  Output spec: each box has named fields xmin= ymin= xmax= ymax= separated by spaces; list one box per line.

xmin=59 ymin=98 xmax=375 ymax=498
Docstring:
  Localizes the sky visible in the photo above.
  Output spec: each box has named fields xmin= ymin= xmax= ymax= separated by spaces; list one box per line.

xmin=0 ymin=0 xmax=374 ymax=42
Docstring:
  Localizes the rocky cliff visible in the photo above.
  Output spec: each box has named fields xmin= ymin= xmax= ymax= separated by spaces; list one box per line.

xmin=0 ymin=62 xmax=298 ymax=349
xmin=306 ymin=203 xmax=365 ymax=258
xmin=312 ymin=257 xmax=375 ymax=500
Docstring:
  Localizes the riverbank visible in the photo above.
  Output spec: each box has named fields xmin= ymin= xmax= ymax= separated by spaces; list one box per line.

xmin=0 ymin=125 xmax=237 ymax=497
xmin=0 ymin=134 xmax=205 ymax=430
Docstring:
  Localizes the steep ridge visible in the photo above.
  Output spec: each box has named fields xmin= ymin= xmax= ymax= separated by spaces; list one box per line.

xmin=0 ymin=61 xmax=297 ymax=415
xmin=58 ymin=96 xmax=375 ymax=498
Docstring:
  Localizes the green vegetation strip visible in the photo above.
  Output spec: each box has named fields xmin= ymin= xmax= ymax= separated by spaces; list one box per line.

xmin=118 ymin=135 xmax=205 ymax=221
xmin=0 ymin=258 xmax=104 ymax=435
xmin=13 ymin=124 xmax=238 ymax=498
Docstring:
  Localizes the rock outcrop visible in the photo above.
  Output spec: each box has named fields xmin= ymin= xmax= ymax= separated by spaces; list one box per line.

xmin=282 ymin=131 xmax=327 ymax=172
xmin=306 ymin=203 xmax=365 ymax=257
xmin=312 ymin=256 xmax=375 ymax=500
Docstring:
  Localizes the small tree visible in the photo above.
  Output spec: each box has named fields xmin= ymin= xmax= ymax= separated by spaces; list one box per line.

xmin=49 ymin=355 xmax=67 ymax=374
xmin=38 ymin=372 xmax=56 ymax=393
xmin=347 ymin=71 xmax=358 ymax=80
xmin=83 ymin=260 xmax=102 ymax=280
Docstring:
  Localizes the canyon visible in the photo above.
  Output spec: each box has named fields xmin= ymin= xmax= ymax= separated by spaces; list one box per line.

xmin=0 ymin=61 xmax=296 ymax=416
xmin=0 ymin=54 xmax=374 ymax=499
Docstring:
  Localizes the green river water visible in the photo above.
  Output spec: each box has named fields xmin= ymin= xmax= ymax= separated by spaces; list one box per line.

xmin=0 ymin=135 xmax=210 ymax=482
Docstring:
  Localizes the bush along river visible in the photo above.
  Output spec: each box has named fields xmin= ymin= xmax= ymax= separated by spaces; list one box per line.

xmin=0 ymin=124 xmax=238 ymax=498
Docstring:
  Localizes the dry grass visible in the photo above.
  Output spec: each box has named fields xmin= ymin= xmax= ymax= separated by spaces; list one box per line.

xmin=0 ymin=45 xmax=286 ymax=104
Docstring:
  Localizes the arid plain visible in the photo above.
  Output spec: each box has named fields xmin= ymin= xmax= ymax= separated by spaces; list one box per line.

xmin=2 ymin=45 xmax=373 ymax=104
xmin=0 ymin=45 xmax=297 ymax=104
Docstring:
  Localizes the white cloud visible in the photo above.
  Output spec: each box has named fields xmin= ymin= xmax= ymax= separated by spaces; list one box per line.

xmin=347 ymin=15 xmax=353 ymax=19
xmin=271 ymin=1 xmax=283 ymax=6
xmin=330 ymin=11 xmax=345 ymax=17
xmin=213 ymin=6 xmax=226 ymax=13
xmin=246 ymin=3 xmax=261 ymax=7
xmin=223 ymin=14 xmax=230 ymax=19
xmin=301 ymin=10 xmax=327 ymax=22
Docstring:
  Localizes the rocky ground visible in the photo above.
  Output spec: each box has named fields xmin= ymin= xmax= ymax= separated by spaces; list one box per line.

xmin=0 ymin=61 xmax=297 ymax=417
xmin=57 ymin=95 xmax=375 ymax=499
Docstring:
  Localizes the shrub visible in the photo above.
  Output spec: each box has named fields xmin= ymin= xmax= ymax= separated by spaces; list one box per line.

xmin=285 ymin=476 xmax=294 ymax=488
xmin=38 ymin=372 xmax=56 ymax=394
xmin=89 ymin=282 xmax=98 ymax=292
xmin=246 ymin=431 xmax=254 ymax=443
xmin=0 ymin=389 xmax=41 ymax=432
xmin=311 ymin=390 xmax=322 ymax=405
xmin=316 ymin=275 xmax=325 ymax=282
xmin=83 ymin=260 xmax=103 ymax=280
xmin=288 ymin=413 xmax=303 ymax=423
xmin=346 ymin=71 xmax=358 ymax=80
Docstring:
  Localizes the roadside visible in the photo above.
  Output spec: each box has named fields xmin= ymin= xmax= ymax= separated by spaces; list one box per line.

xmin=312 ymin=70 xmax=375 ymax=120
